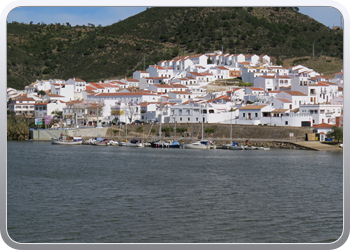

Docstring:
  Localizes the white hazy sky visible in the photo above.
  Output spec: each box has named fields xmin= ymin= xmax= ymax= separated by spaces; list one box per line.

xmin=3 ymin=4 xmax=347 ymax=29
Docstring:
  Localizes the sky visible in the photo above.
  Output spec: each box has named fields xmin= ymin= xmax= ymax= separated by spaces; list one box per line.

xmin=4 ymin=5 xmax=345 ymax=29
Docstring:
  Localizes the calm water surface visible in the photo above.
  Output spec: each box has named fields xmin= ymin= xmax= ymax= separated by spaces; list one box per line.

xmin=7 ymin=141 xmax=343 ymax=243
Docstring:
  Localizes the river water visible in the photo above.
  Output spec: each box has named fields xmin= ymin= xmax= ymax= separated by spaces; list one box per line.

xmin=7 ymin=141 xmax=343 ymax=243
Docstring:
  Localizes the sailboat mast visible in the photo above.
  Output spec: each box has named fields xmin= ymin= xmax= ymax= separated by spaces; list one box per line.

xmin=159 ymin=95 xmax=162 ymax=140
xmin=201 ymin=104 xmax=204 ymax=140
xmin=230 ymin=109 xmax=232 ymax=143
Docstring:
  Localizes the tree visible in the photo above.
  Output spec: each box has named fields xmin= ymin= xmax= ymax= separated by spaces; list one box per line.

xmin=327 ymin=126 xmax=343 ymax=142
xmin=204 ymin=127 xmax=215 ymax=137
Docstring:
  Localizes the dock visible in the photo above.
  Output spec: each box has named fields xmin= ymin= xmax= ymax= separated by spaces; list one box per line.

xmin=290 ymin=141 xmax=343 ymax=151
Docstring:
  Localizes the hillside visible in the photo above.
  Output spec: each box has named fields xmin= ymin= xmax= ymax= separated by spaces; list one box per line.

xmin=7 ymin=7 xmax=343 ymax=90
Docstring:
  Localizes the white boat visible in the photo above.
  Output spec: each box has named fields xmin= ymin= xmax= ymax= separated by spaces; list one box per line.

xmin=229 ymin=144 xmax=245 ymax=150
xmin=250 ymin=146 xmax=270 ymax=150
xmin=226 ymin=142 xmax=244 ymax=150
xmin=108 ymin=140 xmax=119 ymax=146
xmin=51 ymin=135 xmax=83 ymax=145
xmin=119 ymin=139 xmax=143 ymax=147
xmin=184 ymin=140 xmax=211 ymax=149
xmin=84 ymin=138 xmax=96 ymax=145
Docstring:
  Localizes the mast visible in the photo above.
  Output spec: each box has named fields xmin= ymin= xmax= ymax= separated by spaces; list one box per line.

xmin=125 ymin=101 xmax=128 ymax=141
xmin=159 ymin=95 xmax=162 ymax=140
xmin=230 ymin=109 xmax=232 ymax=143
xmin=201 ymin=104 xmax=204 ymax=140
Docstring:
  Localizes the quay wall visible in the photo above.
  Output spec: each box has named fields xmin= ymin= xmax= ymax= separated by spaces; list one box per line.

xmin=31 ymin=124 xmax=313 ymax=142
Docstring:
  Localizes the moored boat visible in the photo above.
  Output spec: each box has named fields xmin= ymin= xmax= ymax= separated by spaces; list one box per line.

xmin=184 ymin=140 xmax=212 ymax=149
xmin=151 ymin=140 xmax=181 ymax=148
xmin=119 ymin=139 xmax=143 ymax=147
xmin=229 ymin=143 xmax=245 ymax=150
xmin=51 ymin=135 xmax=83 ymax=145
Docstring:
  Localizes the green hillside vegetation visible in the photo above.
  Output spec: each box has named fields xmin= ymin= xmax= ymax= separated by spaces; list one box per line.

xmin=282 ymin=56 xmax=343 ymax=78
xmin=7 ymin=7 xmax=343 ymax=90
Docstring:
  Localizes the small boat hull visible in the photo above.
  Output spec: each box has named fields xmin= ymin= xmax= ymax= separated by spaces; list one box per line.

xmin=51 ymin=138 xmax=83 ymax=145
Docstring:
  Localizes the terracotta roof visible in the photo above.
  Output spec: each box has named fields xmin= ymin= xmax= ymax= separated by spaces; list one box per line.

xmin=260 ymin=75 xmax=275 ymax=79
xmin=277 ymin=98 xmax=292 ymax=103
xmin=216 ymin=66 xmax=229 ymax=70
xmin=126 ymin=79 xmax=139 ymax=82
xmin=152 ymin=84 xmax=173 ymax=88
xmin=189 ymin=72 xmax=204 ymax=76
xmin=239 ymin=105 xmax=267 ymax=110
xmin=88 ymin=83 xmax=105 ymax=89
xmin=170 ymin=91 xmax=192 ymax=94
xmin=73 ymin=78 xmax=85 ymax=82
xmin=13 ymin=97 xmax=35 ymax=102
xmin=283 ymin=91 xmax=307 ymax=96
xmin=47 ymin=93 xmax=64 ymax=97
xmin=227 ymin=88 xmax=243 ymax=93
xmin=271 ymin=109 xmax=289 ymax=113
xmin=276 ymin=76 xmax=292 ymax=79
xmin=93 ymin=92 xmax=157 ymax=97
xmin=313 ymin=123 xmax=334 ymax=128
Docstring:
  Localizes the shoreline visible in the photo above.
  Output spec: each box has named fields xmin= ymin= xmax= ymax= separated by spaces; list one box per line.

xmin=13 ymin=138 xmax=343 ymax=151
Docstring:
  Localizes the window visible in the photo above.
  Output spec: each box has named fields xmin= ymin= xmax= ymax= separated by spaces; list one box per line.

xmin=180 ymin=117 xmax=182 ymax=121
xmin=255 ymin=113 xmax=258 ymax=117
xmin=243 ymin=113 xmax=246 ymax=117
xmin=188 ymin=117 xmax=190 ymax=121
xmin=285 ymin=121 xmax=288 ymax=125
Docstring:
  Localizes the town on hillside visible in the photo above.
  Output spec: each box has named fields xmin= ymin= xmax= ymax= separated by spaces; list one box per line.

xmin=7 ymin=51 xmax=343 ymax=137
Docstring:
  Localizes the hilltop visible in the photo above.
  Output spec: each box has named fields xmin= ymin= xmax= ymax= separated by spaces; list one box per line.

xmin=7 ymin=7 xmax=343 ymax=90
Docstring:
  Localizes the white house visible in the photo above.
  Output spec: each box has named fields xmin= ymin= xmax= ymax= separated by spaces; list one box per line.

xmin=168 ymin=91 xmax=194 ymax=103
xmin=50 ymin=83 xmax=75 ymax=102
xmin=274 ymin=91 xmax=308 ymax=110
xmin=209 ymin=66 xmax=230 ymax=80
xmin=299 ymin=104 xmax=343 ymax=125
xmin=188 ymin=54 xmax=208 ymax=66
xmin=34 ymin=100 xmax=66 ymax=118
xmin=148 ymin=84 xmax=174 ymax=94
xmin=245 ymin=54 xmax=260 ymax=65
xmin=133 ymin=70 xmax=150 ymax=80
xmin=121 ymin=78 xmax=140 ymax=88
xmin=66 ymin=78 xmax=87 ymax=92
xmin=237 ymin=105 xmax=273 ymax=125
xmin=237 ymin=104 xmax=312 ymax=127
xmin=226 ymin=88 xmax=245 ymax=101
xmin=8 ymin=97 xmax=36 ymax=116
xmin=169 ymin=102 xmax=232 ymax=124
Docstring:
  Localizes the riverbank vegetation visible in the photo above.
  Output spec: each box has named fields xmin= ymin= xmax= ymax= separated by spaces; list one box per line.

xmin=7 ymin=116 xmax=30 ymax=140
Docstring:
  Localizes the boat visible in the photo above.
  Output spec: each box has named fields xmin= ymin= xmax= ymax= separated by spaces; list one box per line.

xmin=83 ymin=138 xmax=97 ymax=145
xmin=91 ymin=137 xmax=108 ymax=146
xmin=184 ymin=140 xmax=211 ymax=149
xmin=51 ymin=134 xmax=83 ymax=145
xmin=150 ymin=140 xmax=181 ymax=148
xmin=108 ymin=140 xmax=119 ymax=146
xmin=228 ymin=142 xmax=245 ymax=150
xmin=184 ymin=105 xmax=213 ymax=150
xmin=119 ymin=139 xmax=143 ymax=147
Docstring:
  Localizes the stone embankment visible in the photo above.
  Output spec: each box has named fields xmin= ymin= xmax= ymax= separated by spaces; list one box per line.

xmin=30 ymin=124 xmax=342 ymax=151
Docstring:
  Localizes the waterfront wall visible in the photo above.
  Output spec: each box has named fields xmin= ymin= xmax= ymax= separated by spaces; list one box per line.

xmin=31 ymin=123 xmax=314 ymax=141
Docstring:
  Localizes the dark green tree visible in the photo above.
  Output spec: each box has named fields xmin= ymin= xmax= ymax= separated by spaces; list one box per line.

xmin=327 ymin=126 xmax=343 ymax=142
